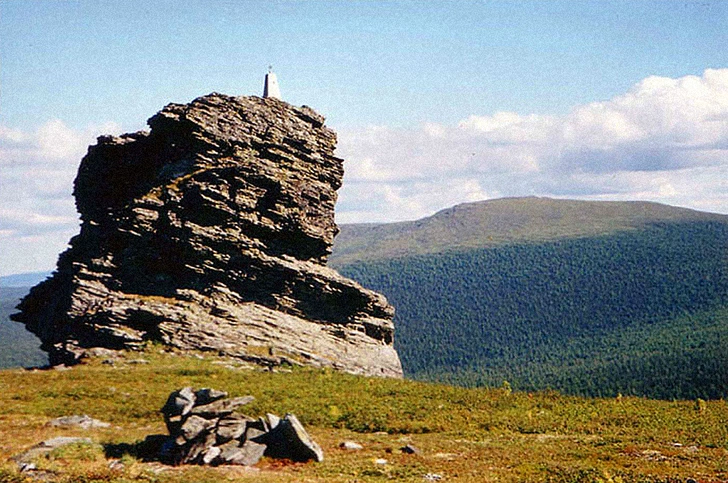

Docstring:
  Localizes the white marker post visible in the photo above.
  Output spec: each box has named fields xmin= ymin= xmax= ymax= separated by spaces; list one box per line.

xmin=263 ymin=66 xmax=281 ymax=99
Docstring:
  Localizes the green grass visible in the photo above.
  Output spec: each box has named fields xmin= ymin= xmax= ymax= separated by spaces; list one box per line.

xmin=1 ymin=350 xmax=727 ymax=482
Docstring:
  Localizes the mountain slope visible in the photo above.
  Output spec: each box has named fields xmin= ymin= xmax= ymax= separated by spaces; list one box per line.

xmin=331 ymin=197 xmax=726 ymax=266
xmin=332 ymin=198 xmax=728 ymax=399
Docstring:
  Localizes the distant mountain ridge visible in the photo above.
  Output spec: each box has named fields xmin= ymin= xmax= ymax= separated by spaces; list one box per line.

xmin=0 ymin=272 xmax=51 ymax=288
xmin=331 ymin=197 xmax=726 ymax=267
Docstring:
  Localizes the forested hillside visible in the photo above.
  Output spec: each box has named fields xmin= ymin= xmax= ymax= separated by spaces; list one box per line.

xmin=333 ymin=200 xmax=728 ymax=400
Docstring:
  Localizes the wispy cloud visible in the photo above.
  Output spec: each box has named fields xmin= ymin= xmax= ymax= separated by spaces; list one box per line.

xmin=336 ymin=68 xmax=728 ymax=223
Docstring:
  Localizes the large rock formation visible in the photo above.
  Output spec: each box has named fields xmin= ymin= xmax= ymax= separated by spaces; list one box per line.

xmin=13 ymin=93 xmax=402 ymax=377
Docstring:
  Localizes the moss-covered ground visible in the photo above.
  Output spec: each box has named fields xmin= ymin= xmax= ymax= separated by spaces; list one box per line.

xmin=0 ymin=349 xmax=726 ymax=482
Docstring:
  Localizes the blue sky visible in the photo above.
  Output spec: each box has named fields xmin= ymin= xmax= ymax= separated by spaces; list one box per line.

xmin=1 ymin=0 xmax=727 ymax=275
xmin=4 ymin=1 xmax=725 ymax=129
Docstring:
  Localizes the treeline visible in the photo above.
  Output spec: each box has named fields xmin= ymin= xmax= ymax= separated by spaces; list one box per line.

xmin=338 ymin=221 xmax=728 ymax=400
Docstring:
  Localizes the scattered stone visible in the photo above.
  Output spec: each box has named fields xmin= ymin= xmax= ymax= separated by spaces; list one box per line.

xmin=433 ymin=452 xmax=457 ymax=460
xmin=424 ymin=473 xmax=443 ymax=481
xmin=374 ymin=458 xmax=388 ymax=465
xmin=401 ymin=444 xmax=420 ymax=454
xmin=159 ymin=387 xmax=323 ymax=466
xmin=12 ymin=437 xmax=94 ymax=469
xmin=108 ymin=459 xmax=125 ymax=471
xmin=640 ymin=449 xmax=667 ymax=461
xmin=339 ymin=441 xmax=363 ymax=451
xmin=18 ymin=462 xmax=36 ymax=473
xmin=49 ymin=414 xmax=110 ymax=429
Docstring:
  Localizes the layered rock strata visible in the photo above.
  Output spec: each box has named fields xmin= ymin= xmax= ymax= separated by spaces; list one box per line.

xmin=14 ymin=93 xmax=402 ymax=377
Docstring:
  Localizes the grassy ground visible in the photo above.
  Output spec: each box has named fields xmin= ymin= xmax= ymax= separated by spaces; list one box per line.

xmin=0 ymin=349 xmax=726 ymax=482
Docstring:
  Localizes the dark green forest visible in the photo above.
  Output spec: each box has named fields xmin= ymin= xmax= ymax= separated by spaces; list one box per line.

xmin=338 ymin=221 xmax=728 ymax=400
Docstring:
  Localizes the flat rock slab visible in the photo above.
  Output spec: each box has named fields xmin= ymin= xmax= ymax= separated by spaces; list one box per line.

xmin=49 ymin=415 xmax=110 ymax=429
xmin=190 ymin=396 xmax=255 ymax=418
xmin=220 ymin=439 xmax=267 ymax=466
xmin=216 ymin=414 xmax=253 ymax=443
xmin=13 ymin=437 xmax=95 ymax=466
xmin=195 ymin=388 xmax=228 ymax=406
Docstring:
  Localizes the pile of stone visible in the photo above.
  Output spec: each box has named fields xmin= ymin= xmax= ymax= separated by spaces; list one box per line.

xmin=160 ymin=387 xmax=323 ymax=466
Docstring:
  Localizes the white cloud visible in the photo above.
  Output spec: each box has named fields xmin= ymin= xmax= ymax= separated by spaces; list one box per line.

xmin=337 ymin=177 xmax=491 ymax=224
xmin=2 ymin=69 xmax=728 ymax=275
xmin=336 ymin=68 xmax=728 ymax=223
xmin=0 ymin=120 xmax=120 ymax=275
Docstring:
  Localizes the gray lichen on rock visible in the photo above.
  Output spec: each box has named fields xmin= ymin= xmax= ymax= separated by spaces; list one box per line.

xmin=13 ymin=93 xmax=402 ymax=378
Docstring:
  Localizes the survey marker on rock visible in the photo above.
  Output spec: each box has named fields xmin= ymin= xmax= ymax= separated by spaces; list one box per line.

xmin=13 ymin=93 xmax=403 ymax=377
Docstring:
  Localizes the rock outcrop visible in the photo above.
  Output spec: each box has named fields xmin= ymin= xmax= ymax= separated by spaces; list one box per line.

xmin=13 ymin=93 xmax=402 ymax=377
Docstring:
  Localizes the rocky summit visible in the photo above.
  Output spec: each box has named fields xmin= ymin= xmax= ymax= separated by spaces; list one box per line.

xmin=13 ymin=93 xmax=402 ymax=377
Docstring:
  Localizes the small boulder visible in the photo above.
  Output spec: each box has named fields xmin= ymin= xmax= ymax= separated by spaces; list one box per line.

xmin=265 ymin=413 xmax=281 ymax=430
xmin=201 ymin=446 xmax=221 ymax=465
xmin=179 ymin=415 xmax=215 ymax=441
xmin=339 ymin=441 xmax=363 ymax=451
xmin=401 ymin=444 xmax=420 ymax=455
xmin=265 ymin=413 xmax=324 ymax=462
